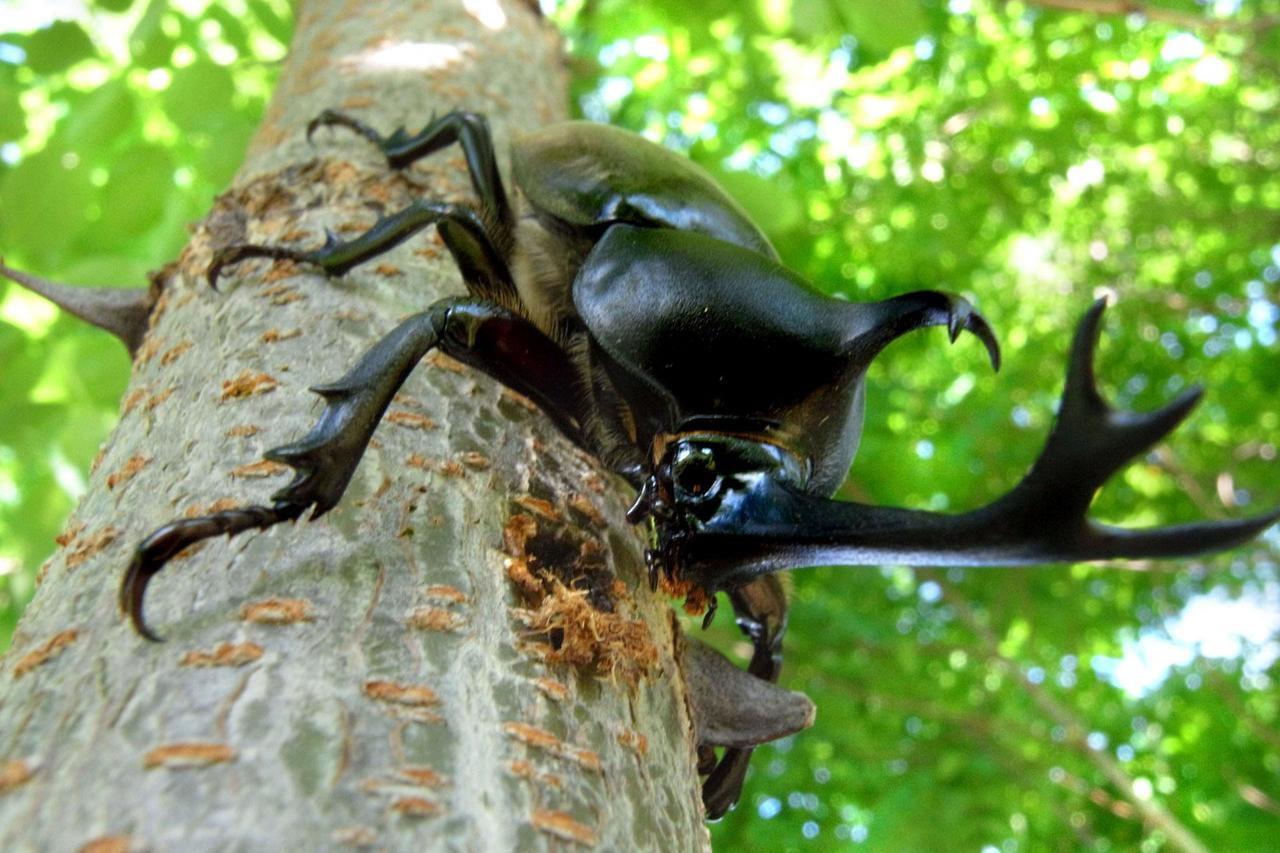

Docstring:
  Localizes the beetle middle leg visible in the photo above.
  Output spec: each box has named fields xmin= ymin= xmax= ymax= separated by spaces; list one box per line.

xmin=208 ymin=201 xmax=516 ymax=301
xmin=122 ymin=297 xmax=590 ymax=639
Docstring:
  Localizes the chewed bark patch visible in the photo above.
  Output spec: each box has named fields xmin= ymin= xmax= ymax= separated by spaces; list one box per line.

xmin=502 ymin=503 xmax=658 ymax=687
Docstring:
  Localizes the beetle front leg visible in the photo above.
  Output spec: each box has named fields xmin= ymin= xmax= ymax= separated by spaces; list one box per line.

xmin=699 ymin=575 xmax=789 ymax=819
xmin=122 ymin=297 xmax=586 ymax=639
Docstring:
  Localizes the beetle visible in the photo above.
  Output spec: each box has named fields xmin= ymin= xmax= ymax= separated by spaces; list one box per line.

xmin=117 ymin=111 xmax=1278 ymax=818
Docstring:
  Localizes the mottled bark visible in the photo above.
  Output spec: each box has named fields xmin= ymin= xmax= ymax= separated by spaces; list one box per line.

xmin=0 ymin=1 xmax=709 ymax=850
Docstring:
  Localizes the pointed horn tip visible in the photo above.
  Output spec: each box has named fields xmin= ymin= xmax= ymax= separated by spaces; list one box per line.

xmin=1250 ymin=505 xmax=1280 ymax=531
xmin=987 ymin=340 xmax=1002 ymax=372
xmin=1201 ymin=507 xmax=1280 ymax=554
xmin=968 ymin=315 xmax=1002 ymax=372
xmin=1062 ymin=299 xmax=1110 ymax=391
xmin=950 ymin=308 xmax=1002 ymax=373
xmin=1079 ymin=298 xmax=1109 ymax=339
xmin=1172 ymin=383 xmax=1205 ymax=410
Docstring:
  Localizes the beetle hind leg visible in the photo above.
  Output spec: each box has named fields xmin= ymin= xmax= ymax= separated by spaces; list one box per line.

xmin=698 ymin=576 xmax=790 ymax=818
xmin=307 ymin=108 xmax=513 ymax=236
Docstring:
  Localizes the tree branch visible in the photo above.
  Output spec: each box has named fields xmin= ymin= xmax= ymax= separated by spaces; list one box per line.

xmin=939 ymin=580 xmax=1211 ymax=853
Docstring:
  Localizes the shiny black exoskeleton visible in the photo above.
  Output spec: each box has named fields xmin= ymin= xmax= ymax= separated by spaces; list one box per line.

xmin=122 ymin=111 xmax=1278 ymax=818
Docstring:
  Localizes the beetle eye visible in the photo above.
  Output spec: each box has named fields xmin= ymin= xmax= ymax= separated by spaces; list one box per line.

xmin=673 ymin=445 xmax=720 ymax=499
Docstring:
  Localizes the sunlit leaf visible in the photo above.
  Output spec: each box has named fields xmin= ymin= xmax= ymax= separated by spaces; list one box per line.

xmin=129 ymin=0 xmax=175 ymax=68
xmin=20 ymin=21 xmax=97 ymax=74
xmin=162 ymin=61 xmax=235 ymax=132
xmin=99 ymin=144 xmax=175 ymax=237
xmin=59 ymin=79 xmax=137 ymax=150
xmin=0 ymin=149 xmax=94 ymax=262
xmin=0 ymin=71 xmax=25 ymax=141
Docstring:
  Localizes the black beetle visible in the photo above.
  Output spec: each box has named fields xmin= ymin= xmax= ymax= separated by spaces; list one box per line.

xmin=120 ymin=111 xmax=1278 ymax=818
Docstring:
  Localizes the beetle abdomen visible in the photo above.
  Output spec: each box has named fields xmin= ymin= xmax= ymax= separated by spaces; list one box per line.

xmin=512 ymin=122 xmax=777 ymax=261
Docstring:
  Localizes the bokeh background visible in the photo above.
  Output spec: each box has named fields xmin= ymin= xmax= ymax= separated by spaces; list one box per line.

xmin=2 ymin=1 xmax=1278 ymax=849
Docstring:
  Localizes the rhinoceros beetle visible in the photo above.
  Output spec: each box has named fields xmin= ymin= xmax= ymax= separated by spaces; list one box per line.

xmin=119 ymin=111 xmax=1278 ymax=818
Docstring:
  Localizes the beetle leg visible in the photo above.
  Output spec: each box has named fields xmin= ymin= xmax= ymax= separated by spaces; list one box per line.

xmin=728 ymin=575 xmax=787 ymax=682
xmin=122 ymin=297 xmax=593 ymax=639
xmin=682 ymin=628 xmax=813 ymax=821
xmin=307 ymin=109 xmax=513 ymax=234
xmin=209 ymin=201 xmax=511 ymax=288
xmin=566 ymin=336 xmax=646 ymax=485
xmin=697 ymin=574 xmax=790 ymax=819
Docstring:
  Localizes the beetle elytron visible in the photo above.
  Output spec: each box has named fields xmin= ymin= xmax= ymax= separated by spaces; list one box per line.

xmin=119 ymin=111 xmax=1278 ymax=818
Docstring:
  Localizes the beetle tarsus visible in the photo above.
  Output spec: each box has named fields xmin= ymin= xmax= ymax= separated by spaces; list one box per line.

xmin=208 ymin=201 xmax=505 ymax=288
xmin=700 ymin=596 xmax=718 ymax=630
xmin=124 ymin=296 xmax=629 ymax=631
xmin=123 ymin=502 xmax=306 ymax=641
xmin=306 ymin=108 xmax=387 ymax=148
xmin=644 ymin=549 xmax=661 ymax=592
xmin=308 ymin=108 xmax=512 ymax=232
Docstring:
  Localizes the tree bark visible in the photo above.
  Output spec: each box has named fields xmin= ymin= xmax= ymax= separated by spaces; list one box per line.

xmin=0 ymin=1 xmax=710 ymax=849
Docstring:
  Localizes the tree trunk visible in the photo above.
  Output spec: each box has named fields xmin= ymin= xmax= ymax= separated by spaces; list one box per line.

xmin=0 ymin=2 xmax=710 ymax=849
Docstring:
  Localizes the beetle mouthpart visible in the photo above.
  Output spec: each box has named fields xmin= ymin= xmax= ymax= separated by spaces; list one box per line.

xmin=625 ymin=476 xmax=660 ymax=524
xmin=644 ymin=549 xmax=662 ymax=591
xmin=947 ymin=303 xmax=968 ymax=343
xmin=701 ymin=595 xmax=719 ymax=630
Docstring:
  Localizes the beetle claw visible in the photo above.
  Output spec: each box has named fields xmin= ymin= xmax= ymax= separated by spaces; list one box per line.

xmin=644 ymin=548 xmax=661 ymax=591
xmin=207 ymin=244 xmax=309 ymax=289
xmin=701 ymin=595 xmax=719 ymax=630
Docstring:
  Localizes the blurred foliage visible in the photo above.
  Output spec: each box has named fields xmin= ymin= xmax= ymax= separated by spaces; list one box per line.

xmin=2 ymin=0 xmax=1279 ymax=849
xmin=0 ymin=0 xmax=286 ymax=646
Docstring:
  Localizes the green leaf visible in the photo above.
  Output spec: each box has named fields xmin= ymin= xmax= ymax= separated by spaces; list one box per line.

xmin=0 ymin=149 xmax=94 ymax=263
xmin=247 ymin=0 xmax=293 ymax=45
xmin=58 ymin=79 xmax=137 ymax=150
xmin=196 ymin=116 xmax=255 ymax=185
xmin=99 ymin=144 xmax=174 ymax=237
xmin=205 ymin=6 xmax=251 ymax=55
xmin=710 ymin=167 xmax=804 ymax=236
xmin=162 ymin=61 xmax=235 ymax=133
xmin=95 ymin=0 xmax=135 ymax=12
xmin=0 ymin=71 xmax=25 ymax=141
xmin=834 ymin=0 xmax=927 ymax=56
xmin=793 ymin=0 xmax=839 ymax=43
xmin=21 ymin=21 xmax=97 ymax=74
xmin=129 ymin=0 xmax=175 ymax=68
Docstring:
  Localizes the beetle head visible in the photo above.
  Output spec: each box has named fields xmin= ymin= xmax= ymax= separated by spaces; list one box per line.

xmin=628 ymin=432 xmax=810 ymax=581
